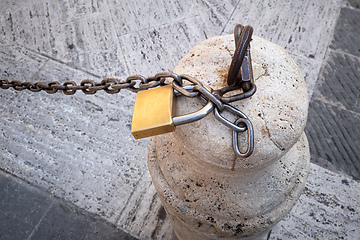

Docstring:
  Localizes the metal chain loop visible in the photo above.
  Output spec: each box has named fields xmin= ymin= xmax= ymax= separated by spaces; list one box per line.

xmin=80 ymin=79 xmax=96 ymax=94
xmin=172 ymin=75 xmax=201 ymax=98
xmin=0 ymin=72 xmax=255 ymax=158
xmin=214 ymin=104 xmax=248 ymax=132
xmin=0 ymin=23 xmax=257 ymax=158
xmin=233 ymin=117 xmax=254 ymax=158
xmin=46 ymin=81 xmax=61 ymax=94
xmin=63 ymin=81 xmax=78 ymax=95
xmin=102 ymin=78 xmax=120 ymax=94
xmin=213 ymin=24 xmax=256 ymax=104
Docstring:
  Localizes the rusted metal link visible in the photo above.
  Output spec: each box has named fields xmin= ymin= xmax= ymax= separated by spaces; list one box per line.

xmin=172 ymin=74 xmax=224 ymax=110
xmin=220 ymin=82 xmax=257 ymax=103
xmin=172 ymin=75 xmax=200 ymax=98
xmin=80 ymin=80 xmax=95 ymax=94
xmin=45 ymin=81 xmax=60 ymax=94
xmin=212 ymin=24 xmax=256 ymax=105
xmin=101 ymin=78 xmax=121 ymax=94
xmin=0 ymin=23 xmax=257 ymax=158
xmin=139 ymin=77 xmax=165 ymax=89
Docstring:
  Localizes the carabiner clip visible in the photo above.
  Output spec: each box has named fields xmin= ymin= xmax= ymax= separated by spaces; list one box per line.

xmin=227 ymin=25 xmax=254 ymax=87
xmin=233 ymin=117 xmax=254 ymax=158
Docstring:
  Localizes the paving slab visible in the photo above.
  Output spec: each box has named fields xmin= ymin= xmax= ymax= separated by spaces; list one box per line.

xmin=108 ymin=0 xmax=198 ymax=36
xmin=305 ymin=5 xmax=360 ymax=180
xmin=0 ymin=170 xmax=137 ymax=240
xmin=116 ymin=169 xmax=176 ymax=239
xmin=348 ymin=0 xmax=360 ymax=8
xmin=314 ymin=51 xmax=360 ymax=113
xmin=289 ymin=54 xmax=323 ymax=98
xmin=118 ymin=16 xmax=207 ymax=75
xmin=29 ymin=199 xmax=136 ymax=240
xmin=0 ymin=40 xmax=48 ymax=80
xmin=0 ymin=0 xmax=128 ymax=78
xmin=0 ymin=170 xmax=54 ymax=240
xmin=0 ymin=43 xmax=147 ymax=223
xmin=270 ymin=163 xmax=360 ymax=240
xmin=330 ymin=7 xmax=360 ymax=57
xmin=306 ymin=97 xmax=360 ymax=180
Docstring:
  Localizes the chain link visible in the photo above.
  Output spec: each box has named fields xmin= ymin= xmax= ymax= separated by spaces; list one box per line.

xmin=0 ymin=23 xmax=256 ymax=158
xmin=0 ymin=73 xmax=171 ymax=95
xmin=0 ymin=73 xmax=245 ymax=110
xmin=0 ymin=72 xmax=233 ymax=109
xmin=0 ymin=72 xmax=254 ymax=157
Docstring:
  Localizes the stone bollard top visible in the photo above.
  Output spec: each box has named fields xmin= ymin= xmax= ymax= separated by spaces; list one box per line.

xmin=173 ymin=35 xmax=309 ymax=172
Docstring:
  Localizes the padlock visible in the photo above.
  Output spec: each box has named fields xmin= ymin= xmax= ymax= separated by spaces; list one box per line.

xmin=131 ymin=85 xmax=215 ymax=139
xmin=131 ymin=85 xmax=175 ymax=139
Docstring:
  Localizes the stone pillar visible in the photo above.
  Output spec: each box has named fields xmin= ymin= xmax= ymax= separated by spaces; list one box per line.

xmin=148 ymin=35 xmax=310 ymax=239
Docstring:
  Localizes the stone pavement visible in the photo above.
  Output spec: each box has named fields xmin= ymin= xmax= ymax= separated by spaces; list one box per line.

xmin=0 ymin=170 xmax=136 ymax=240
xmin=0 ymin=0 xmax=359 ymax=239
xmin=305 ymin=5 xmax=360 ymax=180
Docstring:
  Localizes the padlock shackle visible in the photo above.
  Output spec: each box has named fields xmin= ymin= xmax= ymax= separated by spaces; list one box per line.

xmin=173 ymin=100 xmax=214 ymax=126
xmin=173 ymin=85 xmax=215 ymax=126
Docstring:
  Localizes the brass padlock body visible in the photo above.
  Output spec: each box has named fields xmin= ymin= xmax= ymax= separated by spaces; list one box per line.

xmin=131 ymin=85 xmax=175 ymax=139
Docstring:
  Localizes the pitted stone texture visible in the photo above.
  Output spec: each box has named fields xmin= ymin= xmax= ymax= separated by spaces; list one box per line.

xmin=149 ymin=133 xmax=310 ymax=240
xmin=173 ymin=35 xmax=308 ymax=171
xmin=149 ymin=35 xmax=310 ymax=240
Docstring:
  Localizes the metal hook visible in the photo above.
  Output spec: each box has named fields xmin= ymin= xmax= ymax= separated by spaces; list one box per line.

xmin=227 ymin=25 xmax=254 ymax=87
xmin=240 ymin=42 xmax=254 ymax=92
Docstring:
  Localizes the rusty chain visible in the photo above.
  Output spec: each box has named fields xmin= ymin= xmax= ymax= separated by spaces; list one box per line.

xmin=0 ymin=24 xmax=256 ymax=158
xmin=0 ymin=72 xmax=255 ymax=157
xmin=0 ymin=73 xmax=175 ymax=95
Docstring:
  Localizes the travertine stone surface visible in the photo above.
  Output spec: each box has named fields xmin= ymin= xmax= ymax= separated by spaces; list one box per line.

xmin=0 ymin=0 xmax=347 ymax=238
xmin=173 ymin=35 xmax=309 ymax=172
xmin=149 ymin=35 xmax=310 ymax=239
xmin=149 ymin=133 xmax=310 ymax=239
